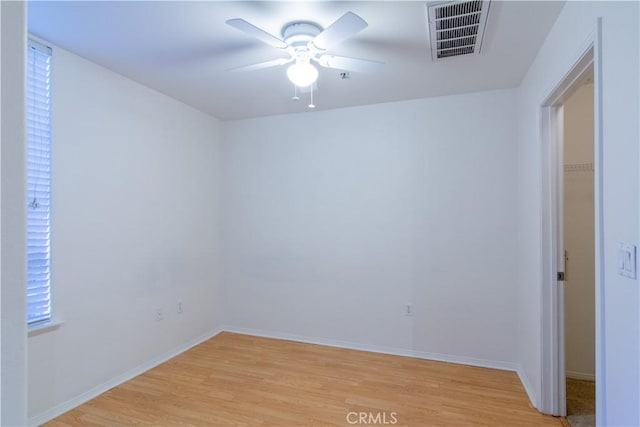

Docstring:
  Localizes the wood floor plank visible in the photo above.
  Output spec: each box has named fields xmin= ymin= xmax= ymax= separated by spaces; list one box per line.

xmin=45 ymin=332 xmax=562 ymax=426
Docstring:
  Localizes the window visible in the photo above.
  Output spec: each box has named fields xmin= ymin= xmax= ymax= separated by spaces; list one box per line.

xmin=26 ymin=41 xmax=52 ymax=325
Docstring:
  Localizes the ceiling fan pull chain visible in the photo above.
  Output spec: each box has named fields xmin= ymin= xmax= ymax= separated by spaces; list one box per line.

xmin=292 ymin=84 xmax=299 ymax=101
xmin=309 ymin=85 xmax=315 ymax=109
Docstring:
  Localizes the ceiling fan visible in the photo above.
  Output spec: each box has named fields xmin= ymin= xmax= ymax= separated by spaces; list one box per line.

xmin=226 ymin=12 xmax=384 ymax=107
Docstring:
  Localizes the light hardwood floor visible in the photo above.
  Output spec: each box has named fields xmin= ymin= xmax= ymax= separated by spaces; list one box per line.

xmin=46 ymin=332 xmax=563 ymax=426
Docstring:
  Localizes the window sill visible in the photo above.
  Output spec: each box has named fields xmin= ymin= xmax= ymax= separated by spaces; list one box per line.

xmin=28 ymin=319 xmax=64 ymax=337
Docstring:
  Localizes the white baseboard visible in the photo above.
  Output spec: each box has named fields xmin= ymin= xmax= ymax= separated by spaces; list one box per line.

xmin=516 ymin=364 xmax=539 ymax=409
xmin=28 ymin=327 xmax=224 ymax=427
xmin=221 ymin=325 xmax=518 ymax=372
xmin=566 ymin=370 xmax=595 ymax=381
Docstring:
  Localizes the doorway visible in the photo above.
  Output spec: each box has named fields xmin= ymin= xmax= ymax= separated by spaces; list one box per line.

xmin=539 ymin=19 xmax=604 ymax=424
xmin=562 ymin=75 xmax=596 ymax=427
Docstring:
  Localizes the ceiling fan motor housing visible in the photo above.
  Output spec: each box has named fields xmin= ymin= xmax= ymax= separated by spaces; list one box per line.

xmin=282 ymin=22 xmax=322 ymax=52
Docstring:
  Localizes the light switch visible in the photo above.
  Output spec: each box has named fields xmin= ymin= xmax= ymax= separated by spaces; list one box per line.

xmin=618 ymin=243 xmax=637 ymax=279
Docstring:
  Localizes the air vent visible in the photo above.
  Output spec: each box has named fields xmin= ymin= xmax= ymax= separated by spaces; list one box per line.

xmin=426 ymin=0 xmax=491 ymax=60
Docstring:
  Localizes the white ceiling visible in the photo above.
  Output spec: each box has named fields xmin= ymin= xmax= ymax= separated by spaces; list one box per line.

xmin=28 ymin=1 xmax=565 ymax=120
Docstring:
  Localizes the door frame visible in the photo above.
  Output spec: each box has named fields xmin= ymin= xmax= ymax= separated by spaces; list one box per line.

xmin=539 ymin=19 xmax=603 ymax=421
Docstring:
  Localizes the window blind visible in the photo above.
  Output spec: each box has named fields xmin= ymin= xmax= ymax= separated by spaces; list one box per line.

xmin=27 ymin=41 xmax=52 ymax=325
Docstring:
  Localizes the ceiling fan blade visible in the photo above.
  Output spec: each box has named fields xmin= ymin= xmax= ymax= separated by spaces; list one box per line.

xmin=317 ymin=55 xmax=384 ymax=73
xmin=228 ymin=57 xmax=293 ymax=72
xmin=226 ymin=18 xmax=287 ymax=49
xmin=312 ymin=12 xmax=368 ymax=51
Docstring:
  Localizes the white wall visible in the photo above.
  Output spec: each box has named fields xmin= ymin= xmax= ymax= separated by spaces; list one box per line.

xmin=1 ymin=2 xmax=28 ymax=425
xmin=517 ymin=2 xmax=639 ymax=424
xmin=27 ymin=45 xmax=224 ymax=421
xmin=1 ymin=3 xmax=3 ymax=418
xmin=563 ymin=82 xmax=595 ymax=380
xmin=222 ymin=89 xmax=518 ymax=366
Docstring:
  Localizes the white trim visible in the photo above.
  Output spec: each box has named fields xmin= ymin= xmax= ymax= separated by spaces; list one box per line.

xmin=27 ymin=319 xmax=63 ymax=337
xmin=517 ymin=365 xmax=538 ymax=408
xmin=222 ymin=326 xmax=518 ymax=372
xmin=27 ymin=327 xmax=224 ymax=427
xmin=566 ymin=371 xmax=595 ymax=382
xmin=592 ymin=18 xmax=605 ymax=427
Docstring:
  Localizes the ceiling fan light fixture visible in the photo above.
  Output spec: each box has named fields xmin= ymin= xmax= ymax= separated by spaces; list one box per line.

xmin=286 ymin=59 xmax=318 ymax=88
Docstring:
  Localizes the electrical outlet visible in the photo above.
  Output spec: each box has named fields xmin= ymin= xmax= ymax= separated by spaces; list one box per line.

xmin=155 ymin=308 xmax=163 ymax=322
xmin=177 ymin=301 xmax=183 ymax=314
xmin=405 ymin=304 xmax=413 ymax=317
